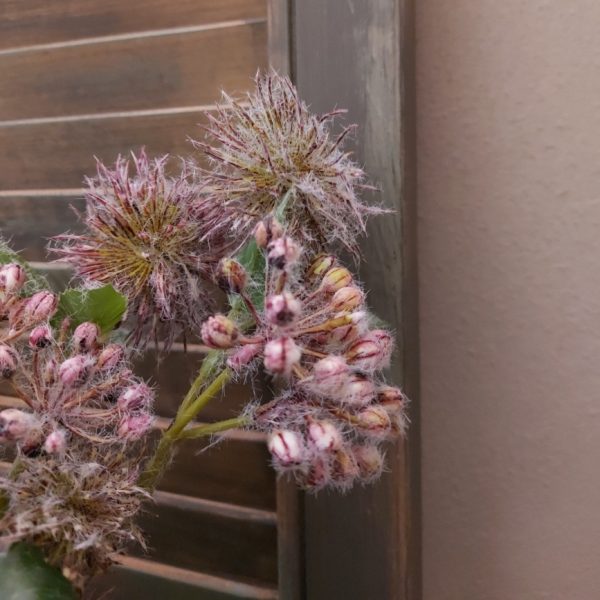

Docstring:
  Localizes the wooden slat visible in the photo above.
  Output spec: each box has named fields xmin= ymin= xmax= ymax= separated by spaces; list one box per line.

xmin=87 ymin=556 xmax=277 ymax=600
xmin=137 ymin=497 xmax=278 ymax=585
xmin=0 ymin=22 xmax=267 ymax=120
xmin=158 ymin=436 xmax=275 ymax=511
xmin=0 ymin=195 xmax=84 ymax=261
xmin=292 ymin=1 xmax=421 ymax=600
xmin=0 ymin=0 xmax=267 ymax=51
xmin=136 ymin=350 xmax=259 ymax=421
xmin=0 ymin=112 xmax=210 ymax=190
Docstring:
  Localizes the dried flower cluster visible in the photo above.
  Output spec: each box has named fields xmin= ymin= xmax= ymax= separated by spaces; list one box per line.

xmin=194 ymin=70 xmax=382 ymax=256
xmin=201 ymin=221 xmax=407 ymax=491
xmin=0 ymin=263 xmax=153 ymax=586
xmin=52 ymin=151 xmax=233 ymax=348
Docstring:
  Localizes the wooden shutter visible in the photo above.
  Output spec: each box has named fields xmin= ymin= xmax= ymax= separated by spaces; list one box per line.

xmin=271 ymin=2 xmax=421 ymax=599
xmin=0 ymin=2 xmax=278 ymax=598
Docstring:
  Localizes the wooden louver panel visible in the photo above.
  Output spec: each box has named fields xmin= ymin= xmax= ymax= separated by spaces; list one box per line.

xmin=0 ymin=1 xmax=277 ymax=598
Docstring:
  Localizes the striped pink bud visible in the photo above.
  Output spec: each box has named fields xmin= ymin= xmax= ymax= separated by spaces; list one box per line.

xmin=0 ymin=264 xmax=26 ymax=294
xmin=268 ymin=430 xmax=305 ymax=466
xmin=29 ymin=325 xmax=53 ymax=349
xmin=307 ymin=420 xmax=342 ymax=452
xmin=201 ymin=315 xmax=239 ymax=349
xmin=266 ymin=291 xmax=301 ymax=326
xmin=0 ymin=345 xmax=19 ymax=378
xmin=72 ymin=322 xmax=100 ymax=353
xmin=264 ymin=337 xmax=302 ymax=376
xmin=24 ymin=291 xmax=57 ymax=322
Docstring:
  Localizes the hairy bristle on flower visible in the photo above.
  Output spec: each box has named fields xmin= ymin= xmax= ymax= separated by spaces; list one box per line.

xmin=193 ymin=70 xmax=383 ymax=255
xmin=50 ymin=150 xmax=233 ymax=349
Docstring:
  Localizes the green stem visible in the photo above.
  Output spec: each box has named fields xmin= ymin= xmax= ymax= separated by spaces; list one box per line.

xmin=178 ymin=415 xmax=250 ymax=440
xmin=138 ymin=368 xmax=232 ymax=490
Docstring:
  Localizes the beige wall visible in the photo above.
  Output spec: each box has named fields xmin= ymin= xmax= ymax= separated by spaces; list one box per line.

xmin=417 ymin=2 xmax=600 ymax=599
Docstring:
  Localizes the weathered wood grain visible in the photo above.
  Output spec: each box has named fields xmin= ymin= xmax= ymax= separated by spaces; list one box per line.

xmin=87 ymin=556 xmax=277 ymax=600
xmin=0 ymin=0 xmax=267 ymax=51
xmin=0 ymin=112 xmax=209 ymax=190
xmin=136 ymin=496 xmax=278 ymax=584
xmin=0 ymin=22 xmax=267 ymax=120
xmin=0 ymin=195 xmax=84 ymax=261
xmin=292 ymin=2 xmax=420 ymax=600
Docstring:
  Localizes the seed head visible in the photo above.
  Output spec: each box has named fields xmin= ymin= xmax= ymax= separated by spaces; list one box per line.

xmin=51 ymin=151 xmax=232 ymax=348
xmin=194 ymin=71 xmax=381 ymax=254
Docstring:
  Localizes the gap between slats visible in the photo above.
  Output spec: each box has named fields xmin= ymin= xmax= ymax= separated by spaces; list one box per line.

xmin=0 ymin=18 xmax=267 ymax=57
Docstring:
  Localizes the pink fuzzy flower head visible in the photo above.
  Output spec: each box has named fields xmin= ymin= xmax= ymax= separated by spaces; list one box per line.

xmin=51 ymin=151 xmax=234 ymax=349
xmin=194 ymin=71 xmax=381 ymax=255
xmin=0 ymin=263 xmax=26 ymax=294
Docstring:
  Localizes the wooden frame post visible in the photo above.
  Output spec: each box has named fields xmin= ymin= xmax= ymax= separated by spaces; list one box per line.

xmin=269 ymin=1 xmax=420 ymax=598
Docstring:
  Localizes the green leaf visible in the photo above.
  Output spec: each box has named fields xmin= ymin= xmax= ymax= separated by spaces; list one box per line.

xmin=229 ymin=239 xmax=266 ymax=328
xmin=52 ymin=285 xmax=127 ymax=335
xmin=0 ymin=542 xmax=77 ymax=600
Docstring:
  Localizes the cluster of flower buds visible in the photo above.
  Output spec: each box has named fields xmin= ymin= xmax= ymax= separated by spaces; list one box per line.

xmin=200 ymin=222 xmax=407 ymax=490
xmin=0 ymin=273 xmax=155 ymax=456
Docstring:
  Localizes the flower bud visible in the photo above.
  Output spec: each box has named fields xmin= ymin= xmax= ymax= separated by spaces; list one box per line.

xmin=0 ymin=264 xmax=26 ymax=294
xmin=305 ymin=457 xmax=331 ymax=490
xmin=311 ymin=355 xmax=349 ymax=395
xmin=307 ymin=254 xmax=336 ymax=280
xmin=265 ymin=292 xmax=301 ymax=327
xmin=319 ymin=267 xmax=353 ymax=293
xmin=330 ymin=286 xmax=364 ymax=312
xmin=264 ymin=337 xmax=302 ymax=376
xmin=353 ymin=445 xmax=384 ymax=480
xmin=44 ymin=429 xmax=67 ymax=455
xmin=367 ymin=330 xmax=394 ymax=367
xmin=43 ymin=358 xmax=57 ymax=385
xmin=343 ymin=373 xmax=375 ymax=406
xmin=254 ymin=217 xmax=284 ymax=249
xmin=307 ymin=420 xmax=342 ymax=452
xmin=332 ymin=448 xmax=360 ymax=484
xmin=345 ymin=336 xmax=384 ymax=371
xmin=326 ymin=312 xmax=365 ymax=346
xmin=267 ymin=236 xmax=301 ymax=269
xmin=226 ymin=343 xmax=262 ymax=371
xmin=58 ymin=355 xmax=92 ymax=387
xmin=96 ymin=344 xmax=125 ymax=371
xmin=72 ymin=322 xmax=100 ymax=352
xmin=0 ymin=409 xmax=41 ymax=443
xmin=0 ymin=345 xmax=19 ymax=378
xmin=117 ymin=384 xmax=153 ymax=412
xmin=216 ymin=258 xmax=248 ymax=293
xmin=28 ymin=325 xmax=53 ymax=349
xmin=118 ymin=413 xmax=154 ymax=440
xmin=377 ymin=385 xmax=407 ymax=414
xmin=389 ymin=412 xmax=408 ymax=436
xmin=355 ymin=406 xmax=392 ymax=438
xmin=268 ymin=430 xmax=305 ymax=466
xmin=201 ymin=315 xmax=239 ymax=349
xmin=24 ymin=291 xmax=57 ymax=322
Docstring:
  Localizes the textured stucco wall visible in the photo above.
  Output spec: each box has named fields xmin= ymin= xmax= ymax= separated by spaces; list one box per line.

xmin=417 ymin=2 xmax=600 ymax=599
